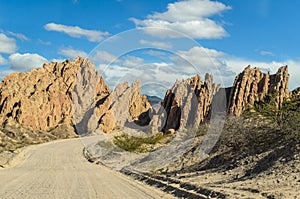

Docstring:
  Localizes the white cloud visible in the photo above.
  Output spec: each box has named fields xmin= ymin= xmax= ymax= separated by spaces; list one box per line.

xmin=174 ymin=46 xmax=226 ymax=72
xmin=121 ymin=55 xmax=144 ymax=68
xmin=130 ymin=0 xmax=231 ymax=39
xmin=178 ymin=46 xmax=225 ymax=59
xmin=92 ymin=47 xmax=300 ymax=96
xmin=0 ymin=33 xmax=17 ymax=54
xmin=139 ymin=39 xmax=173 ymax=49
xmin=150 ymin=0 xmax=230 ymax=21
xmin=0 ymin=55 xmax=7 ymax=65
xmin=44 ymin=23 xmax=109 ymax=42
xmin=9 ymin=53 xmax=48 ymax=70
xmin=96 ymin=47 xmax=231 ymax=96
xmin=91 ymin=50 xmax=117 ymax=64
xmin=7 ymin=31 xmax=29 ymax=41
xmin=58 ymin=46 xmax=88 ymax=59
xmin=260 ymin=50 xmax=274 ymax=56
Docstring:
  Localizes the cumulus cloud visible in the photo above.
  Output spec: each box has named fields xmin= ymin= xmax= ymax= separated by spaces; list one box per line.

xmin=173 ymin=46 xmax=228 ymax=74
xmin=139 ymin=39 xmax=173 ymax=49
xmin=130 ymin=0 xmax=231 ymax=39
xmin=90 ymin=46 xmax=300 ymax=96
xmin=121 ymin=55 xmax=144 ymax=68
xmin=176 ymin=46 xmax=225 ymax=65
xmin=0 ymin=55 xmax=7 ymax=65
xmin=58 ymin=46 xmax=88 ymax=59
xmin=44 ymin=23 xmax=109 ymax=42
xmin=94 ymin=47 xmax=232 ymax=96
xmin=9 ymin=53 xmax=48 ymax=70
xmin=0 ymin=33 xmax=17 ymax=54
xmin=91 ymin=50 xmax=117 ymax=64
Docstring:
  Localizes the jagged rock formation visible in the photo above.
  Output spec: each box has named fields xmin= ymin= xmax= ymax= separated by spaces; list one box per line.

xmin=160 ymin=74 xmax=220 ymax=133
xmin=0 ymin=56 xmax=293 ymax=147
xmin=0 ymin=57 xmax=151 ymax=139
xmin=0 ymin=57 xmax=85 ymax=135
xmin=71 ymin=59 xmax=110 ymax=135
xmin=227 ymin=65 xmax=290 ymax=116
xmin=95 ymin=80 xmax=151 ymax=133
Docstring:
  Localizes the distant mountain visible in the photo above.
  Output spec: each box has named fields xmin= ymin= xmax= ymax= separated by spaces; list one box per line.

xmin=146 ymin=95 xmax=162 ymax=106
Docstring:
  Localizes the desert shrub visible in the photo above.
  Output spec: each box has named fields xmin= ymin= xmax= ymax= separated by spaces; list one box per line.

xmin=219 ymin=115 xmax=280 ymax=153
xmin=213 ymin=94 xmax=300 ymax=153
xmin=245 ymin=94 xmax=300 ymax=141
xmin=219 ymin=93 xmax=300 ymax=153
xmin=113 ymin=133 xmax=168 ymax=153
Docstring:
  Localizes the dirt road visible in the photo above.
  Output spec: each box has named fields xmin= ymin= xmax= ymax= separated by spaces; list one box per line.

xmin=0 ymin=138 xmax=172 ymax=199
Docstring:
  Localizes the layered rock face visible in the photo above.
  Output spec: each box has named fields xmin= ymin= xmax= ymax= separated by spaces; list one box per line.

xmin=94 ymin=80 xmax=151 ymax=133
xmin=160 ymin=74 xmax=220 ymax=133
xmin=0 ymin=57 xmax=292 ymax=140
xmin=0 ymin=57 xmax=150 ymax=137
xmin=71 ymin=59 xmax=110 ymax=135
xmin=158 ymin=65 xmax=290 ymax=133
xmin=227 ymin=66 xmax=290 ymax=116
xmin=0 ymin=57 xmax=85 ymax=136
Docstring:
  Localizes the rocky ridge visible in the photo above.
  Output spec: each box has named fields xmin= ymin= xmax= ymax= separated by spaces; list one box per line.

xmin=227 ymin=65 xmax=290 ymax=116
xmin=0 ymin=57 xmax=151 ymax=150
xmin=158 ymin=65 xmax=290 ymax=133
xmin=94 ymin=80 xmax=151 ymax=133
xmin=0 ymin=57 xmax=293 ymax=150
xmin=159 ymin=74 xmax=220 ymax=133
xmin=0 ymin=58 xmax=81 ymax=134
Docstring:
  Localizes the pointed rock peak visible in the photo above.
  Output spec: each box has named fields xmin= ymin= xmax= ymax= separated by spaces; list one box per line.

xmin=228 ymin=64 xmax=290 ymax=116
xmin=245 ymin=65 xmax=251 ymax=70
xmin=131 ymin=79 xmax=142 ymax=88
xmin=277 ymin=65 xmax=288 ymax=73
xmin=183 ymin=74 xmax=203 ymax=90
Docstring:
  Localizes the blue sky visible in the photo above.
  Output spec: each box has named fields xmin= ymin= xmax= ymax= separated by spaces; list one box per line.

xmin=0 ymin=0 xmax=300 ymax=96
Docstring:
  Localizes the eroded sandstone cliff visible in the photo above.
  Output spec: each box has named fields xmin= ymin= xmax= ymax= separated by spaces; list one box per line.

xmin=94 ymin=80 xmax=151 ymax=133
xmin=0 ymin=58 xmax=292 ymax=141
xmin=227 ymin=65 xmax=290 ymax=116
xmin=0 ymin=58 xmax=83 ymax=135
xmin=0 ymin=57 xmax=150 ymax=138
xmin=160 ymin=74 xmax=220 ymax=133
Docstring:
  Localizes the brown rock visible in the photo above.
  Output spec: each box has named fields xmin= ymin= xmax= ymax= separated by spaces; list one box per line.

xmin=0 ymin=58 xmax=80 ymax=134
xmin=227 ymin=65 xmax=290 ymax=116
xmin=95 ymin=80 xmax=151 ymax=133
xmin=0 ymin=57 xmax=112 ymax=138
xmin=161 ymin=74 xmax=220 ymax=133
xmin=72 ymin=59 xmax=110 ymax=135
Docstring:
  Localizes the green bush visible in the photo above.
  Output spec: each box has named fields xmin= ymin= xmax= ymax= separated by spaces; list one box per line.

xmin=246 ymin=93 xmax=300 ymax=140
xmin=113 ymin=133 xmax=168 ymax=153
xmin=218 ymin=93 xmax=300 ymax=154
